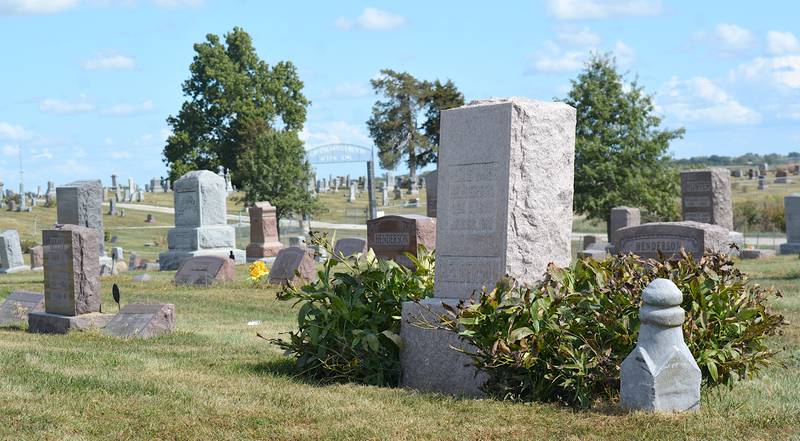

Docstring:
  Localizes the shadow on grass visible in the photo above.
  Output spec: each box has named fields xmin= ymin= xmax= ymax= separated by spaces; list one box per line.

xmin=236 ymin=358 xmax=326 ymax=387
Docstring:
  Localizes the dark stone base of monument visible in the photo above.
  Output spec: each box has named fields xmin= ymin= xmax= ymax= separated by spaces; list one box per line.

xmin=0 ymin=291 xmax=44 ymax=326
xmin=0 ymin=265 xmax=28 ymax=274
xmin=739 ymin=249 xmax=776 ymax=259
xmin=28 ymin=311 xmax=114 ymax=334
xmin=245 ymin=242 xmax=284 ymax=262
xmin=779 ymin=242 xmax=800 ymax=255
xmin=158 ymin=249 xmax=245 ymax=271
xmin=103 ymin=304 xmax=175 ymax=338
xmin=400 ymin=299 xmax=487 ymax=397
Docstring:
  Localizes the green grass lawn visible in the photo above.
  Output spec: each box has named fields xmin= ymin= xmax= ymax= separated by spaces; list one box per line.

xmin=0 ymin=256 xmax=797 ymax=440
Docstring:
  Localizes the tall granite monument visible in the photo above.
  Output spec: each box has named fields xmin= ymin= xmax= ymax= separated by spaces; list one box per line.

xmin=56 ymin=180 xmax=106 ymax=256
xmin=400 ymin=97 xmax=576 ymax=396
xmin=158 ymin=171 xmax=245 ymax=270
xmin=245 ymin=201 xmax=283 ymax=262
xmin=680 ymin=169 xmax=733 ymax=230
xmin=779 ymin=193 xmax=800 ymax=254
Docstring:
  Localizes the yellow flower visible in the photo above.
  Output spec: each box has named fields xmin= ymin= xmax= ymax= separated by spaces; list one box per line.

xmin=249 ymin=261 xmax=269 ymax=281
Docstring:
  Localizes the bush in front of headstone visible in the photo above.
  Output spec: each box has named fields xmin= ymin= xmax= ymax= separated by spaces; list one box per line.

xmin=271 ymin=232 xmax=434 ymax=386
xmin=442 ymin=251 xmax=785 ymax=408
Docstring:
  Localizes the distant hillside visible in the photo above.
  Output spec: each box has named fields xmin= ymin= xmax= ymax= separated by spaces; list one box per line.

xmin=674 ymin=152 xmax=800 ymax=168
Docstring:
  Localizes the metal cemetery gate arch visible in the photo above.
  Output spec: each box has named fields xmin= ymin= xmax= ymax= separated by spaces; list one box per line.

xmin=306 ymin=143 xmax=377 ymax=219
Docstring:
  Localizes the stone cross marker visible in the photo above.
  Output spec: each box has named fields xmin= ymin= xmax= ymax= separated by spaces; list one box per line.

xmin=400 ymin=97 xmax=576 ymax=397
xmin=174 ymin=256 xmax=235 ymax=285
xmin=680 ymin=169 xmax=733 ymax=230
xmin=268 ymin=247 xmax=317 ymax=286
xmin=0 ymin=230 xmax=27 ymax=274
xmin=103 ymin=303 xmax=176 ymax=338
xmin=779 ymin=193 xmax=800 ymax=254
xmin=621 ymin=279 xmax=701 ymax=412
xmin=333 ymin=237 xmax=368 ymax=258
xmin=56 ymin=180 xmax=105 ymax=256
xmin=0 ymin=291 xmax=44 ymax=326
xmin=614 ymin=221 xmax=729 ymax=261
xmin=367 ymin=215 xmax=436 ymax=267
xmin=158 ymin=170 xmax=245 ymax=270
xmin=425 ymin=170 xmax=438 ymax=218
xmin=245 ymin=201 xmax=283 ymax=261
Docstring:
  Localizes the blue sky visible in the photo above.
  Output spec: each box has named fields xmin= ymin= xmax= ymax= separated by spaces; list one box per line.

xmin=1 ymin=0 xmax=799 ymax=191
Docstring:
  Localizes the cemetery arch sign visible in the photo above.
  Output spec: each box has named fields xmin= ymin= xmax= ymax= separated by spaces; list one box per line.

xmin=306 ymin=143 xmax=377 ymax=219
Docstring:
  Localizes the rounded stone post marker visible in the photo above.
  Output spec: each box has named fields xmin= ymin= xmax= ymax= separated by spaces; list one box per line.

xmin=620 ymin=279 xmax=701 ymax=412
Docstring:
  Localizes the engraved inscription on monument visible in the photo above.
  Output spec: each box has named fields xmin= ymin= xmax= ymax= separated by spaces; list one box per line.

xmin=43 ymin=231 xmax=74 ymax=315
xmin=373 ymin=232 xmax=410 ymax=248
xmin=444 ymin=163 xmax=499 ymax=234
xmin=175 ymin=191 xmax=200 ymax=227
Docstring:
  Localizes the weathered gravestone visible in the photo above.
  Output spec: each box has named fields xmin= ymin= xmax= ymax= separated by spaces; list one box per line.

xmin=401 ymin=97 xmax=576 ymax=397
xmin=174 ymin=255 xmax=235 ymax=285
xmin=28 ymin=225 xmax=113 ymax=333
xmin=268 ymin=247 xmax=317 ymax=286
xmin=158 ymin=171 xmax=245 ymax=270
xmin=609 ymin=206 xmax=641 ymax=246
xmin=426 ymin=170 xmax=438 ymax=218
xmin=367 ymin=215 xmax=436 ymax=267
xmin=0 ymin=230 xmax=27 ymax=274
xmin=739 ymin=248 xmax=775 ymax=259
xmin=775 ymin=169 xmax=789 ymax=184
xmin=103 ymin=303 xmax=175 ymax=338
xmin=779 ymin=193 xmax=800 ymax=254
xmin=0 ymin=291 xmax=44 ymax=326
xmin=621 ymin=279 xmax=701 ymax=412
xmin=680 ymin=169 xmax=733 ymax=230
xmin=30 ymin=245 xmax=43 ymax=271
xmin=57 ymin=180 xmax=105 ymax=256
xmin=245 ymin=202 xmax=283 ymax=261
xmin=129 ymin=252 xmax=142 ymax=270
xmin=333 ymin=237 xmax=368 ymax=257
xmin=613 ymin=221 xmax=729 ymax=261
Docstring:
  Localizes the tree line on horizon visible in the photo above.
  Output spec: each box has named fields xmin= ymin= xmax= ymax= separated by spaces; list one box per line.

xmin=162 ymin=27 xmax=690 ymax=225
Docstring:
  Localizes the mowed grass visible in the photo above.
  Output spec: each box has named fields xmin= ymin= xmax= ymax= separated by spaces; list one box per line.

xmin=0 ymin=256 xmax=797 ymax=440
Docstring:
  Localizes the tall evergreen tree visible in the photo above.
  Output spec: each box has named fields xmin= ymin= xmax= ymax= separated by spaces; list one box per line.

xmin=367 ymin=70 xmax=464 ymax=185
xmin=563 ymin=53 xmax=685 ymax=225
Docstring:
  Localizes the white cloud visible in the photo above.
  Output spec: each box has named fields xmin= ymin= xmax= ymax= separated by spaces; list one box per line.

xmin=336 ymin=8 xmax=407 ymax=31
xmin=82 ymin=53 xmax=136 ymax=70
xmin=322 ymin=81 xmax=371 ymax=100
xmin=39 ymin=96 xmax=95 ymax=114
xmin=0 ymin=0 xmax=77 ymax=15
xmin=658 ymin=76 xmax=761 ymax=125
xmin=2 ymin=145 xmax=20 ymax=156
xmin=545 ymin=0 xmax=662 ymax=20
xmin=110 ymin=150 xmax=131 ymax=159
xmin=766 ymin=31 xmax=800 ymax=55
xmin=31 ymin=148 xmax=53 ymax=160
xmin=556 ymin=26 xmax=601 ymax=46
xmin=152 ymin=0 xmax=202 ymax=6
xmin=530 ymin=41 xmax=586 ymax=73
xmin=0 ymin=122 xmax=33 ymax=140
xmin=714 ymin=23 xmax=754 ymax=52
xmin=733 ymin=55 xmax=800 ymax=89
xmin=300 ymin=121 xmax=371 ymax=147
xmin=614 ymin=40 xmax=636 ymax=68
xmin=100 ymin=99 xmax=154 ymax=116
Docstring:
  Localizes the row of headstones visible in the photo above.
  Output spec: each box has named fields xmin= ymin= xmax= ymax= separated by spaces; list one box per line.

xmin=0 ymin=225 xmax=174 ymax=338
xmin=579 ymin=167 xmax=800 ymax=260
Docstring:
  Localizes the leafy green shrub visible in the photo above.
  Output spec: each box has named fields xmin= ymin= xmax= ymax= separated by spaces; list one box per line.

xmin=443 ymin=251 xmax=785 ymax=408
xmin=273 ymin=233 xmax=434 ymax=386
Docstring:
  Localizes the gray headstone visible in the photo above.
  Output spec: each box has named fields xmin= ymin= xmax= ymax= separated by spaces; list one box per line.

xmin=42 ymin=225 xmax=101 ymax=316
xmin=779 ymin=193 xmax=800 ymax=254
xmin=614 ymin=221 xmax=730 ymax=261
xmin=269 ymin=247 xmax=317 ymax=286
xmin=174 ymin=256 xmax=235 ymax=286
xmin=621 ymin=279 xmax=701 ymax=412
xmin=0 ymin=230 xmax=27 ymax=273
xmin=132 ymin=273 xmax=152 ymax=283
xmin=367 ymin=215 xmax=436 ymax=268
xmin=333 ymin=237 xmax=368 ymax=257
xmin=425 ymin=170 xmax=438 ymax=218
xmin=56 ymin=180 xmax=105 ymax=255
xmin=103 ymin=303 xmax=175 ymax=338
xmin=401 ymin=97 xmax=576 ymax=397
xmin=609 ymin=207 xmax=641 ymax=245
xmin=158 ymin=171 xmax=244 ymax=270
xmin=680 ymin=169 xmax=733 ymax=230
xmin=0 ymin=291 xmax=44 ymax=326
